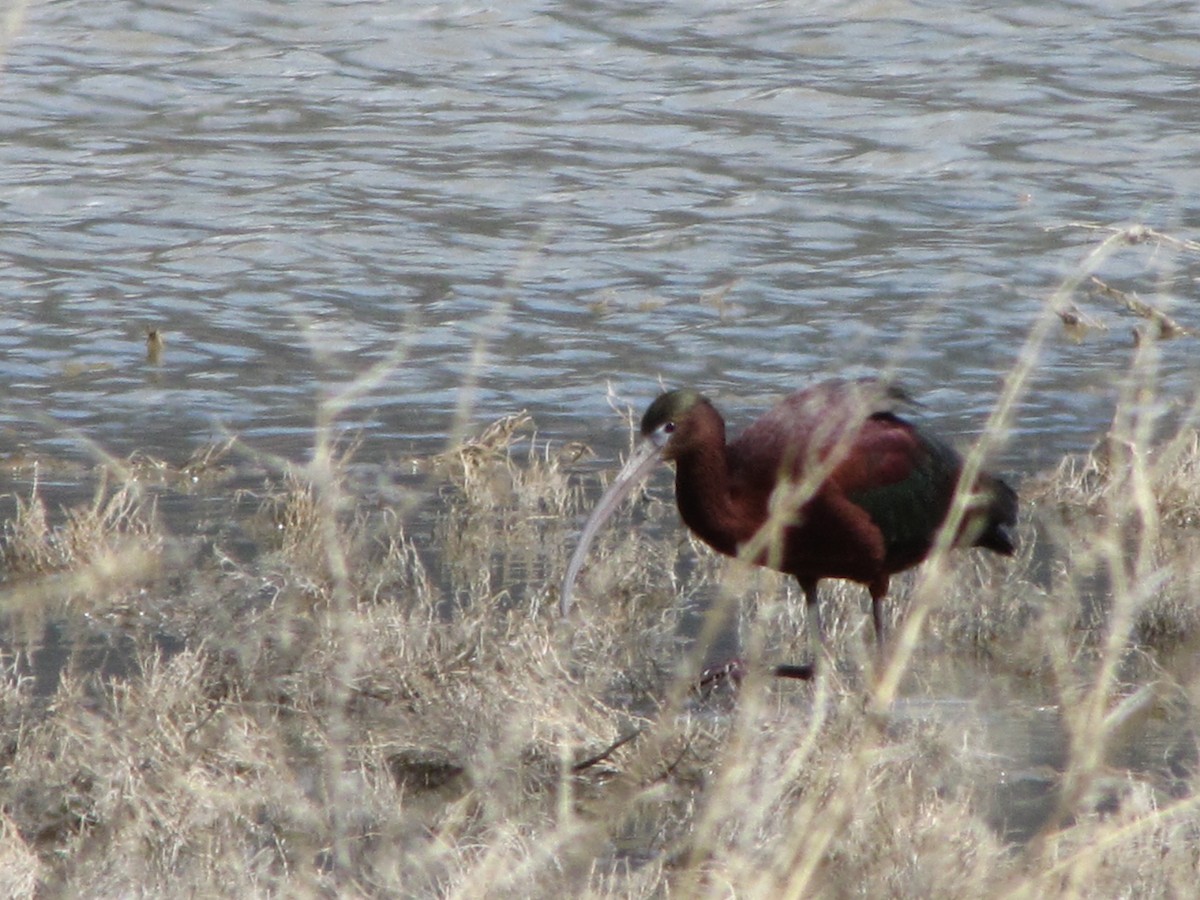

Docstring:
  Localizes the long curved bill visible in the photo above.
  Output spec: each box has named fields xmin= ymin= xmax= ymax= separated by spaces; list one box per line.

xmin=560 ymin=436 xmax=665 ymax=616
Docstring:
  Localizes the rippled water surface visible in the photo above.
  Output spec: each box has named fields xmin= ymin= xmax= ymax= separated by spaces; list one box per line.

xmin=2 ymin=0 xmax=1198 ymax=475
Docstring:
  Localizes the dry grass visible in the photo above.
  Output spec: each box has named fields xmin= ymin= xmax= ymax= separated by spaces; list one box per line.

xmin=0 ymin=401 xmax=1197 ymax=899
xmin=2 ymin=226 xmax=1200 ymax=897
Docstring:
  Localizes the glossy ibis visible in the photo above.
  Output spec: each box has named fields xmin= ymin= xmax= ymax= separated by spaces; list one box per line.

xmin=561 ymin=381 xmax=1017 ymax=665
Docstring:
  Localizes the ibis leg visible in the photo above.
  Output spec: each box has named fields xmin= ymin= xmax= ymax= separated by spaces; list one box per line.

xmin=801 ymin=579 xmax=822 ymax=665
xmin=869 ymin=578 xmax=892 ymax=651
xmin=872 ymin=595 xmax=885 ymax=650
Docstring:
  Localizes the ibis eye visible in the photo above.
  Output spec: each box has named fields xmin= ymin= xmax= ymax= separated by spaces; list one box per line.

xmin=663 ymin=422 xmax=675 ymax=434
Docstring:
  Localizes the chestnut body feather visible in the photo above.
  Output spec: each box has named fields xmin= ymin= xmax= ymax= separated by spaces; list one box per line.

xmin=661 ymin=383 xmax=1016 ymax=615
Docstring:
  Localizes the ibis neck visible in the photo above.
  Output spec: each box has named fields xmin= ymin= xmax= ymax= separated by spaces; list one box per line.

xmin=672 ymin=408 xmax=741 ymax=556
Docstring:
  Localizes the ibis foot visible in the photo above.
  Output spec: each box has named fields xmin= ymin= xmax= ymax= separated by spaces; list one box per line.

xmin=696 ymin=657 xmax=815 ymax=696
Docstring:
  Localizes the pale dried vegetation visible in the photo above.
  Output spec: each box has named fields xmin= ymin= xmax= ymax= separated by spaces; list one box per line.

xmin=0 ymin=400 xmax=1197 ymax=899
xmin=1 ymin=227 xmax=1199 ymax=898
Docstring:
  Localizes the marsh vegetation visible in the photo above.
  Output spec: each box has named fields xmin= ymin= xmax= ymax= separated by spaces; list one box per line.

xmin=2 ymin=227 xmax=1200 ymax=897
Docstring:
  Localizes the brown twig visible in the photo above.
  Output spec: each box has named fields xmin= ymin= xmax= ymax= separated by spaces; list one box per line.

xmin=571 ymin=726 xmax=644 ymax=773
xmin=1089 ymin=276 xmax=1192 ymax=339
xmin=1053 ymin=222 xmax=1200 ymax=253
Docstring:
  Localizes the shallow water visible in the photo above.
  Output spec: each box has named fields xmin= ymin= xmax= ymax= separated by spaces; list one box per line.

xmin=2 ymin=0 xmax=1199 ymax=844
xmin=1 ymin=0 xmax=1198 ymax=478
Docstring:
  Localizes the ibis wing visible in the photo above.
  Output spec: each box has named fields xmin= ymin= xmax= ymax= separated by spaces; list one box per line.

xmin=832 ymin=414 xmax=962 ymax=568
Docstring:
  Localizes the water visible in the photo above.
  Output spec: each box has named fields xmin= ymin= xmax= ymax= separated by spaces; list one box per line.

xmin=1 ymin=0 xmax=1197 ymax=477
xmin=1 ymin=0 xmax=1199 ymax=832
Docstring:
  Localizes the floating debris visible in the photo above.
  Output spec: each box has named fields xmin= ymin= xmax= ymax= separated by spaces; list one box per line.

xmin=145 ymin=328 xmax=165 ymax=364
